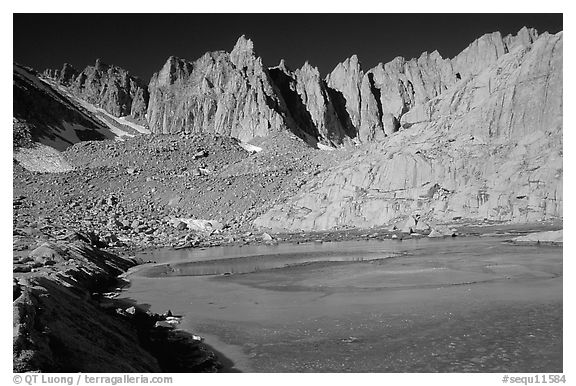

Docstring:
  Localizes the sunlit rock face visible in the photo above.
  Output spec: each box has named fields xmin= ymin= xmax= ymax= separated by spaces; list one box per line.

xmin=325 ymin=54 xmax=363 ymax=140
xmin=323 ymin=27 xmax=542 ymax=145
xmin=146 ymin=36 xmax=296 ymax=142
xmin=44 ymin=60 xmax=149 ymax=122
xmin=148 ymin=36 xmax=356 ymax=146
xmin=255 ymin=29 xmax=563 ymax=230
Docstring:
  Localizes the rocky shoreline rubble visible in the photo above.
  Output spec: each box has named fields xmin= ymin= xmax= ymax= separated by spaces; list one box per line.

xmin=13 ymin=233 xmax=221 ymax=372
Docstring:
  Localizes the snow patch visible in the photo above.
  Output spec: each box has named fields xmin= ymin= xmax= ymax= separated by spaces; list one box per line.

xmin=513 ymin=230 xmax=563 ymax=244
xmin=75 ymin=101 xmax=133 ymax=138
xmin=35 ymin=121 xmax=117 ymax=151
xmin=44 ymin=76 xmax=150 ymax=137
xmin=239 ymin=142 xmax=263 ymax=153
xmin=317 ymin=143 xmax=335 ymax=151
xmin=117 ymin=117 xmax=150 ymax=134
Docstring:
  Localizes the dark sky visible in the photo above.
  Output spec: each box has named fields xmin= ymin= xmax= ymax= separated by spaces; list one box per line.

xmin=13 ymin=14 xmax=562 ymax=83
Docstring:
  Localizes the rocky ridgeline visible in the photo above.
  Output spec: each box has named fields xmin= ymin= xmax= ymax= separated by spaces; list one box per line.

xmin=146 ymin=36 xmax=294 ymax=142
xmin=326 ymin=27 xmax=541 ymax=143
xmin=145 ymin=27 xmax=545 ymax=147
xmin=35 ymin=27 xmax=551 ymax=149
xmin=255 ymin=30 xmax=562 ymax=230
xmin=36 ymin=27 xmax=547 ymax=148
xmin=44 ymin=59 xmax=149 ymax=122
xmin=13 ymin=64 xmax=114 ymax=151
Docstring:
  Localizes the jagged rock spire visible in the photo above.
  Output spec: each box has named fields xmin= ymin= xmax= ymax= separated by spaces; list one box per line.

xmin=230 ymin=35 xmax=256 ymax=68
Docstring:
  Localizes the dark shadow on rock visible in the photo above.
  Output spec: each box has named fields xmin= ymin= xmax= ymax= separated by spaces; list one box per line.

xmin=13 ymin=64 xmax=112 ymax=151
xmin=194 ymin=342 xmax=242 ymax=373
xmin=268 ymin=67 xmax=321 ymax=141
xmin=111 ymin=295 xmax=229 ymax=372
xmin=325 ymin=85 xmax=357 ymax=139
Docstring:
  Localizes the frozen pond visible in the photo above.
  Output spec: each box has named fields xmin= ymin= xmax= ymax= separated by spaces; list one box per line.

xmin=120 ymin=237 xmax=562 ymax=372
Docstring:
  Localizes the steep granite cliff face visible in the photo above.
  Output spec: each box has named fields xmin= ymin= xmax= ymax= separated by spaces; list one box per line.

xmin=451 ymin=27 xmax=538 ymax=78
xmin=324 ymin=27 xmax=542 ymax=144
xmin=44 ymin=60 xmax=149 ymax=122
xmin=326 ymin=51 xmax=456 ymax=143
xmin=38 ymin=27 xmax=548 ymax=149
xmin=147 ymin=36 xmax=364 ymax=146
xmin=146 ymin=36 xmax=297 ymax=142
xmin=254 ymin=30 xmax=562 ymax=230
xmin=268 ymin=60 xmax=349 ymax=146
xmin=325 ymin=54 xmax=363 ymax=140
xmin=145 ymin=29 xmax=549 ymax=147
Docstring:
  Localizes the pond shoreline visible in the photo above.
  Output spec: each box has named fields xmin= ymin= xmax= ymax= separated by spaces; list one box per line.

xmin=119 ymin=228 xmax=563 ymax=372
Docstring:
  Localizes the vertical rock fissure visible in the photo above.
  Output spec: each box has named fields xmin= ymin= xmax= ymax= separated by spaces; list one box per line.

xmin=325 ymin=84 xmax=357 ymax=139
xmin=268 ymin=67 xmax=320 ymax=142
xmin=367 ymin=73 xmax=383 ymax=122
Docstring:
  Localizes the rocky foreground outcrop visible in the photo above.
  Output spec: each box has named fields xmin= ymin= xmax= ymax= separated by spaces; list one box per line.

xmin=13 ymin=236 xmax=160 ymax=372
xmin=254 ymin=30 xmax=562 ymax=230
xmin=13 ymin=233 xmax=221 ymax=372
